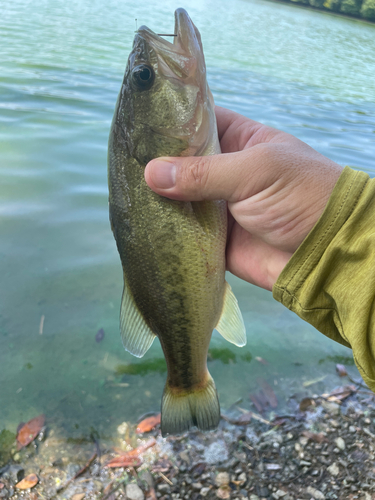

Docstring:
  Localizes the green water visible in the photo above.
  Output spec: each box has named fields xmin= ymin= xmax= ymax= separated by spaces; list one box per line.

xmin=1 ymin=0 xmax=375 ymax=440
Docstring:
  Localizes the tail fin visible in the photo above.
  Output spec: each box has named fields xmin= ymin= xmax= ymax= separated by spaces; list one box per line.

xmin=161 ymin=373 xmax=220 ymax=436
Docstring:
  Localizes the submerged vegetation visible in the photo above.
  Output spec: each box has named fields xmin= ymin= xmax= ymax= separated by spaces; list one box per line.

xmin=274 ymin=0 xmax=375 ymax=21
xmin=114 ymin=348 xmax=253 ymax=376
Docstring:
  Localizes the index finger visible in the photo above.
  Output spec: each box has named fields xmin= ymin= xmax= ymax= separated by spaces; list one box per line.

xmin=215 ymin=106 xmax=286 ymax=152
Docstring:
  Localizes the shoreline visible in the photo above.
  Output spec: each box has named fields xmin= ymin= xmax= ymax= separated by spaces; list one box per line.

xmin=1 ymin=374 xmax=375 ymax=500
xmin=263 ymin=0 xmax=375 ymax=24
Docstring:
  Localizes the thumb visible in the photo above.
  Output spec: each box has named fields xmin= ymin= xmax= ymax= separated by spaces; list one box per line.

xmin=144 ymin=149 xmax=264 ymax=202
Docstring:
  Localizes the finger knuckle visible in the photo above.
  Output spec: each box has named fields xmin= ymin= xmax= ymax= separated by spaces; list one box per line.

xmin=186 ymin=157 xmax=210 ymax=189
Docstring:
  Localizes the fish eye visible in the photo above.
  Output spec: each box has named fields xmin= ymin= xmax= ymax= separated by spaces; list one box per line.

xmin=132 ymin=64 xmax=155 ymax=90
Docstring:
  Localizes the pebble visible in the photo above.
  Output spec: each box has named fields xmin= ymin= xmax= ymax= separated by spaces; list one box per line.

xmin=179 ymin=451 xmax=190 ymax=463
xmin=216 ymin=487 xmax=231 ymax=499
xmin=125 ymin=483 xmax=144 ymax=500
xmin=249 ymin=496 xmax=260 ymax=500
xmin=200 ymin=487 xmax=211 ymax=497
xmin=157 ymin=484 xmax=170 ymax=493
xmin=349 ymin=425 xmax=356 ymax=433
xmin=117 ymin=422 xmax=128 ymax=435
xmin=306 ymin=486 xmax=325 ymax=500
xmin=215 ymin=472 xmax=230 ymax=487
xmin=327 ymin=462 xmax=340 ymax=476
xmin=192 ymin=482 xmax=203 ymax=490
xmin=238 ymin=472 xmax=247 ymax=483
xmin=321 ymin=401 xmax=340 ymax=415
xmin=273 ymin=490 xmax=287 ymax=498
xmin=335 ymin=437 xmax=345 ymax=450
xmin=259 ymin=487 xmax=269 ymax=497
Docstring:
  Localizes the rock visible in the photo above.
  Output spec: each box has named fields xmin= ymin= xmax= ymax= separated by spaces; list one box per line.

xmin=321 ymin=401 xmax=340 ymax=415
xmin=238 ymin=472 xmax=247 ymax=483
xmin=273 ymin=490 xmax=287 ymax=498
xmin=139 ymin=471 xmax=154 ymax=489
xmin=215 ymin=472 xmax=230 ymax=487
xmin=0 ymin=490 xmax=9 ymax=499
xmin=327 ymin=462 xmax=339 ymax=476
xmin=126 ymin=483 xmax=144 ymax=500
xmin=157 ymin=484 xmax=170 ymax=493
xmin=349 ymin=425 xmax=356 ymax=433
xmin=179 ymin=451 xmax=190 ymax=463
xmin=299 ymin=437 xmax=308 ymax=447
xmin=2 ymin=465 xmax=24 ymax=483
xmin=216 ymin=487 xmax=231 ymax=499
xmin=361 ymin=493 xmax=371 ymax=500
xmin=192 ymin=482 xmax=203 ymax=490
xmin=334 ymin=437 xmax=345 ymax=450
xmin=204 ymin=440 xmax=229 ymax=464
xmin=249 ymin=496 xmax=260 ymax=500
xmin=259 ymin=487 xmax=269 ymax=497
xmin=200 ymin=487 xmax=211 ymax=497
xmin=117 ymin=422 xmax=128 ymax=435
xmin=306 ymin=486 xmax=325 ymax=499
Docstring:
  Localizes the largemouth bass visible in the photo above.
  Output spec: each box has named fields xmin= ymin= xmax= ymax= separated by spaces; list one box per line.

xmin=108 ymin=8 xmax=246 ymax=436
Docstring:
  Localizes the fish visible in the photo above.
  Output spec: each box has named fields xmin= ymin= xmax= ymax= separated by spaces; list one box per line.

xmin=107 ymin=8 xmax=246 ymax=436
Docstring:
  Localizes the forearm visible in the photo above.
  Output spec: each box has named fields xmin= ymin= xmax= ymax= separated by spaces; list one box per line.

xmin=273 ymin=166 xmax=375 ymax=391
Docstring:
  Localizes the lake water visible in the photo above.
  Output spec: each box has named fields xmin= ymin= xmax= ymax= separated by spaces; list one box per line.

xmin=1 ymin=0 xmax=375 ymax=441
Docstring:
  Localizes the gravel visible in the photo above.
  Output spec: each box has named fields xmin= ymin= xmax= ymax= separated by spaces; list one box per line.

xmin=1 ymin=380 xmax=375 ymax=500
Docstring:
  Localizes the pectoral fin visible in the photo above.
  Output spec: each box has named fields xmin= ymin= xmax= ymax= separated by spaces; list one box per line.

xmin=215 ymin=281 xmax=246 ymax=347
xmin=120 ymin=279 xmax=156 ymax=358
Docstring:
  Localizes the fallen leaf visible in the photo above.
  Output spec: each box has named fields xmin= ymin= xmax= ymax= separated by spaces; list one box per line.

xmin=105 ymin=438 xmax=156 ymax=468
xmin=72 ymin=494 xmax=86 ymax=500
xmin=336 ymin=364 xmax=347 ymax=377
xmin=95 ymin=328 xmax=105 ymax=343
xmin=255 ymin=356 xmax=268 ymax=365
xmin=249 ymin=392 xmax=266 ymax=413
xmin=258 ymin=379 xmax=278 ymax=408
xmin=17 ymin=414 xmax=45 ymax=449
xmin=0 ymin=483 xmax=4 ymax=490
xmin=16 ymin=422 xmax=25 ymax=433
xmin=146 ymin=487 xmax=157 ymax=500
xmin=105 ymin=456 xmax=142 ymax=468
xmin=190 ymin=462 xmax=206 ymax=475
xmin=329 ymin=384 xmax=356 ymax=401
xmin=299 ymin=397 xmax=316 ymax=411
xmin=303 ymin=375 xmax=327 ymax=387
xmin=302 ymin=431 xmax=327 ymax=443
xmin=16 ymin=473 xmax=39 ymax=490
xmin=151 ymin=461 xmax=172 ymax=473
xmin=136 ymin=414 xmax=161 ymax=434
xmin=236 ymin=412 xmax=252 ymax=425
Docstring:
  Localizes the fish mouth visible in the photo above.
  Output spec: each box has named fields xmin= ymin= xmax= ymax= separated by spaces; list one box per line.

xmin=135 ymin=8 xmax=202 ymax=59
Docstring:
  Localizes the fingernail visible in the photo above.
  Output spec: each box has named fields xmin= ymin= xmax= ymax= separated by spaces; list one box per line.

xmin=150 ymin=160 xmax=176 ymax=189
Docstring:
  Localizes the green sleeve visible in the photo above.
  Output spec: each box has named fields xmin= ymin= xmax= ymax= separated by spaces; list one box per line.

xmin=273 ymin=166 xmax=375 ymax=391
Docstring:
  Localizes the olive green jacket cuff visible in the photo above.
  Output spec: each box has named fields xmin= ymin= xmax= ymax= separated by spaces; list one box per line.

xmin=273 ymin=166 xmax=375 ymax=391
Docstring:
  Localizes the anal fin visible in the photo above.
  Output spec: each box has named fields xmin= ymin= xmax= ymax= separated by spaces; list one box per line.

xmin=215 ymin=281 xmax=246 ymax=347
xmin=120 ymin=279 xmax=156 ymax=358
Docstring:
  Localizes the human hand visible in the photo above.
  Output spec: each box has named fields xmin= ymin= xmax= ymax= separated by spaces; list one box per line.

xmin=144 ymin=107 xmax=343 ymax=291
